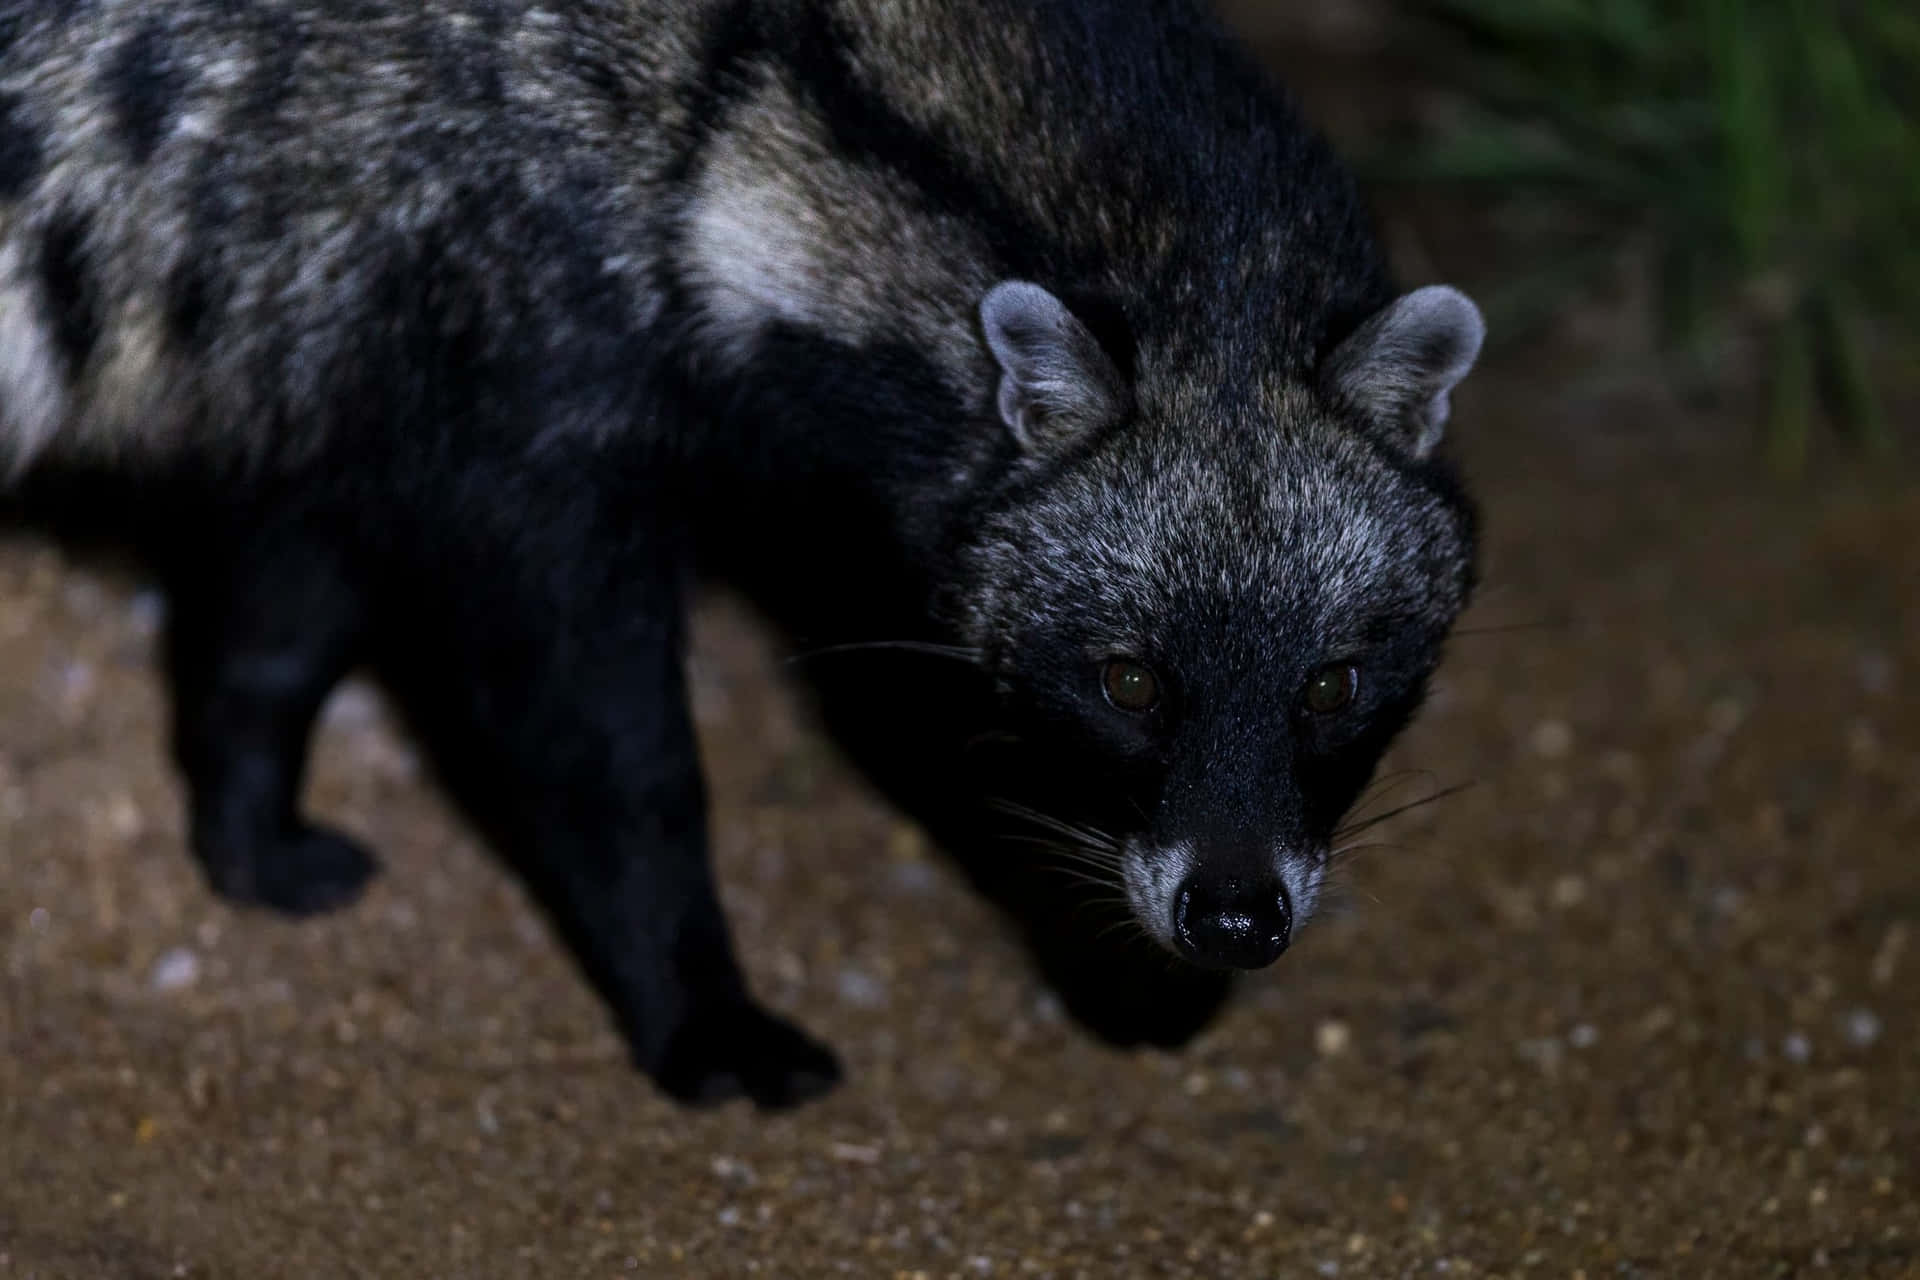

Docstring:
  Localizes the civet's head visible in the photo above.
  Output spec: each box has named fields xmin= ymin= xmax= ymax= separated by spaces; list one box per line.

xmin=957 ymin=281 xmax=1482 ymax=969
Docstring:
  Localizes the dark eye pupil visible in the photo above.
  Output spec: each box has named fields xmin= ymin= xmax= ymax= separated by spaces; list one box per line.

xmin=1103 ymin=660 xmax=1159 ymax=712
xmin=1306 ymin=664 xmax=1356 ymax=713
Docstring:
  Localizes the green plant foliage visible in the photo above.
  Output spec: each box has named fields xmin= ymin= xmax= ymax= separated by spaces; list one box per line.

xmin=1399 ymin=0 xmax=1919 ymax=461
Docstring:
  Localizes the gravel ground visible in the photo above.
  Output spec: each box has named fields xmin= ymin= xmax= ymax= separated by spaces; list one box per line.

xmin=1 ymin=359 xmax=1915 ymax=1278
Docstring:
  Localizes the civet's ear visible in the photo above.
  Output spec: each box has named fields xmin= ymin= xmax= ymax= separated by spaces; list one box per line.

xmin=1322 ymin=285 xmax=1485 ymax=459
xmin=979 ymin=281 xmax=1130 ymax=455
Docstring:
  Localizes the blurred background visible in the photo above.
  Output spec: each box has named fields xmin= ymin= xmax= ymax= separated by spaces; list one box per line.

xmin=2 ymin=3 xmax=1916 ymax=1276
xmin=1226 ymin=0 xmax=1919 ymax=470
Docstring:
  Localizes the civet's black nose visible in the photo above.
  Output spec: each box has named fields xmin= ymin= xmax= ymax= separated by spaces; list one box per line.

xmin=1173 ymin=875 xmax=1291 ymax=969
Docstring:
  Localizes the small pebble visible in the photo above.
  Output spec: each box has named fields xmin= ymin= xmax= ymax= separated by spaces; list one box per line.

xmin=105 ymin=793 xmax=143 ymax=839
xmin=886 ymin=825 xmax=925 ymax=861
xmin=835 ymin=967 xmax=886 ymax=1008
xmin=1550 ymin=874 xmax=1587 ymax=908
xmin=1843 ymin=1008 xmax=1881 ymax=1049
xmin=1568 ymin=1023 xmax=1599 ymax=1050
xmin=1314 ymin=1019 xmax=1351 ymax=1057
xmin=64 ymin=577 xmax=108 ymax=619
xmin=1518 ymin=1037 xmax=1564 ymax=1071
xmin=888 ymin=860 xmax=940 ymax=895
xmin=323 ymin=681 xmax=385 ymax=730
xmin=28 ymin=907 xmax=49 ymax=935
xmin=1705 ymin=697 xmax=1746 ymax=735
xmin=1529 ymin=719 xmax=1574 ymax=759
xmin=710 ymin=1156 xmax=755 ymax=1186
xmin=1782 ymin=1032 xmax=1812 ymax=1065
xmin=149 ymin=947 xmax=201 ymax=993
xmin=127 ymin=588 xmax=167 ymax=637
xmin=51 ymin=658 xmax=96 ymax=707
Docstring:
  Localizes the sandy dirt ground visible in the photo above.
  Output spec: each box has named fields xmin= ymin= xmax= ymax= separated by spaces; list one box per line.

xmin=2 ymin=349 xmax=1915 ymax=1277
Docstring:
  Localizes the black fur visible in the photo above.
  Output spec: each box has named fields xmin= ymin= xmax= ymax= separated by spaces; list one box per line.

xmin=0 ymin=89 xmax=38 ymax=198
xmin=38 ymin=210 xmax=102 ymax=379
xmin=161 ymin=254 xmax=219 ymax=353
xmin=106 ymin=18 xmax=184 ymax=164
xmin=1 ymin=0 xmax=1483 ymax=1107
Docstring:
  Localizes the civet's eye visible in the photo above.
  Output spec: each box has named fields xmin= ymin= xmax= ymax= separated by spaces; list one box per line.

xmin=1302 ymin=663 xmax=1358 ymax=715
xmin=1101 ymin=658 xmax=1161 ymax=713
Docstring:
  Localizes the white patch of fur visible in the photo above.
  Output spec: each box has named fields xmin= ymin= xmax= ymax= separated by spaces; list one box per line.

xmin=0 ymin=240 xmax=69 ymax=476
xmin=1276 ymin=848 xmax=1324 ymax=929
xmin=89 ymin=297 xmax=174 ymax=442
xmin=173 ymin=109 xmax=219 ymax=142
xmin=1122 ymin=836 xmax=1196 ymax=951
xmin=679 ymin=69 xmax=993 ymax=394
xmin=685 ymin=170 xmax=831 ymax=360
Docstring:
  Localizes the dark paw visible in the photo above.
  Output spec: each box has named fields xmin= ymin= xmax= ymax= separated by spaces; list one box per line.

xmin=652 ymin=1002 xmax=843 ymax=1110
xmin=196 ymin=825 xmax=379 ymax=916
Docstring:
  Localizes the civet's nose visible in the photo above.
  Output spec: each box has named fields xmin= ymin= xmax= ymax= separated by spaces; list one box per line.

xmin=1173 ymin=875 xmax=1291 ymax=969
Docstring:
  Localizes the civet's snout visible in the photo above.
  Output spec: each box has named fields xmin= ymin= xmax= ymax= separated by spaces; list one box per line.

xmin=1173 ymin=874 xmax=1292 ymax=969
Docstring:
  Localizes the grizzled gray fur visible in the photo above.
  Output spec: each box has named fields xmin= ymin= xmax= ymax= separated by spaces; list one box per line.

xmin=0 ymin=0 xmax=1484 ymax=1107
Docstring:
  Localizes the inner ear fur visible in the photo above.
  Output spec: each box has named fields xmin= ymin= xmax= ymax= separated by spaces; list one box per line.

xmin=979 ymin=280 xmax=1131 ymax=456
xmin=1321 ymin=285 xmax=1485 ymax=459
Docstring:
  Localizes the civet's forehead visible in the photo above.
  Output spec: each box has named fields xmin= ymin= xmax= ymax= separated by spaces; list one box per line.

xmin=971 ymin=396 xmax=1472 ymax=664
